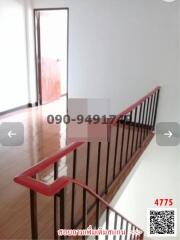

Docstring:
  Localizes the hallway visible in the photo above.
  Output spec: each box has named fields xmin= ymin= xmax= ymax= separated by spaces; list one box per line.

xmin=0 ymin=0 xmax=179 ymax=239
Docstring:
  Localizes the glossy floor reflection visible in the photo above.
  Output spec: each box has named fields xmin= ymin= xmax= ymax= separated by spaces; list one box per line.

xmin=0 ymin=97 xmax=67 ymax=239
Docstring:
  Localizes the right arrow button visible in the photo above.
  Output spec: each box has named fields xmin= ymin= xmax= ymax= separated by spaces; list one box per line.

xmin=156 ymin=122 xmax=180 ymax=146
xmin=163 ymin=130 xmax=173 ymax=138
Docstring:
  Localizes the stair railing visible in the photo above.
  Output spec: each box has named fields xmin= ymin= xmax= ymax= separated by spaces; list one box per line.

xmin=14 ymin=173 xmax=144 ymax=240
xmin=14 ymin=86 xmax=160 ymax=240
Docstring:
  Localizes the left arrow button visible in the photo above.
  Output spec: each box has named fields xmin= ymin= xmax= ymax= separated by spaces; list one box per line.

xmin=8 ymin=130 xmax=17 ymax=138
xmin=0 ymin=122 xmax=24 ymax=146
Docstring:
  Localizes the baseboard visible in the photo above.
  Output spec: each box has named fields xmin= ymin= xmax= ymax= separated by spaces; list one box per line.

xmin=0 ymin=102 xmax=37 ymax=116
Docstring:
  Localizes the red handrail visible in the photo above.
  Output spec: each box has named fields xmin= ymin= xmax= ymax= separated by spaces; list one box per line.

xmin=14 ymin=86 xmax=160 ymax=196
xmin=19 ymin=142 xmax=84 ymax=177
xmin=113 ymin=86 xmax=161 ymax=124
xmin=15 ymin=174 xmax=143 ymax=234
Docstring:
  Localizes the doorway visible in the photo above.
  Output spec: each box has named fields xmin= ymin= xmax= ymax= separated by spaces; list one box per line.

xmin=34 ymin=9 xmax=68 ymax=105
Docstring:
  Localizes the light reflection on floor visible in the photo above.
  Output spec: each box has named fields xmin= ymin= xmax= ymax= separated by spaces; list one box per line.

xmin=0 ymin=97 xmax=67 ymax=239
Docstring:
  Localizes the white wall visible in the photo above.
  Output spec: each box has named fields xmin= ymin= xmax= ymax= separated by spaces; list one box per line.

xmin=0 ymin=0 xmax=178 ymax=121
xmin=0 ymin=0 xmax=30 ymax=112
xmin=24 ymin=0 xmax=37 ymax=105
xmin=110 ymin=138 xmax=180 ymax=239
xmin=31 ymin=0 xmax=179 ymax=122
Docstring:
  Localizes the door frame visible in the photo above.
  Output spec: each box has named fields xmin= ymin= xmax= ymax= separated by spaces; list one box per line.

xmin=34 ymin=8 xmax=69 ymax=106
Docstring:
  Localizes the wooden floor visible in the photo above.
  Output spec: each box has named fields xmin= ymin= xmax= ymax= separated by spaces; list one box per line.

xmin=0 ymin=99 xmax=153 ymax=239
xmin=0 ymin=99 xmax=67 ymax=239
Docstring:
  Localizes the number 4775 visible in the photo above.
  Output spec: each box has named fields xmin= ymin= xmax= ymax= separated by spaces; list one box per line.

xmin=154 ymin=198 xmax=173 ymax=207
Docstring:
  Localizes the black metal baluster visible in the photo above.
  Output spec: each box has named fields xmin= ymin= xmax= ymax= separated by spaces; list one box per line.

xmin=95 ymin=199 xmax=100 ymax=240
xmin=140 ymin=100 xmax=146 ymax=147
xmin=113 ymin=121 xmax=120 ymax=179
xmin=125 ymin=111 xmax=132 ymax=163
xmin=152 ymin=89 xmax=160 ymax=130
xmin=134 ymin=228 xmax=138 ymax=239
xmin=54 ymin=194 xmax=58 ymax=240
xmin=129 ymin=224 xmax=133 ymax=240
xmin=133 ymin=227 xmax=136 ymax=240
xmin=71 ymin=150 xmax=77 ymax=228
xmin=143 ymin=98 xmax=149 ymax=140
xmin=105 ymin=207 xmax=110 ymax=240
xmin=145 ymin=97 xmax=150 ymax=138
xmin=147 ymin=95 xmax=153 ymax=135
xmin=119 ymin=217 xmax=124 ymax=240
xmin=30 ymin=189 xmax=38 ymax=240
xmin=105 ymin=141 xmax=110 ymax=194
xmin=113 ymin=213 xmax=118 ymax=240
xmin=82 ymin=189 xmax=87 ymax=240
xmin=96 ymin=142 xmax=101 ymax=194
xmin=54 ymin=162 xmax=58 ymax=179
xmin=135 ymin=104 xmax=142 ymax=151
xmin=86 ymin=142 xmax=90 ymax=185
xmin=131 ymin=108 xmax=137 ymax=156
xmin=60 ymin=189 xmax=65 ymax=240
xmin=150 ymin=93 xmax=156 ymax=130
xmin=54 ymin=163 xmax=58 ymax=240
xmin=125 ymin=222 xmax=129 ymax=240
xmin=119 ymin=116 xmax=126 ymax=171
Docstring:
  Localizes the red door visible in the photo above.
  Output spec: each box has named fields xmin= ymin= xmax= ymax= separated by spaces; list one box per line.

xmin=36 ymin=10 xmax=68 ymax=105
xmin=40 ymin=57 xmax=61 ymax=104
